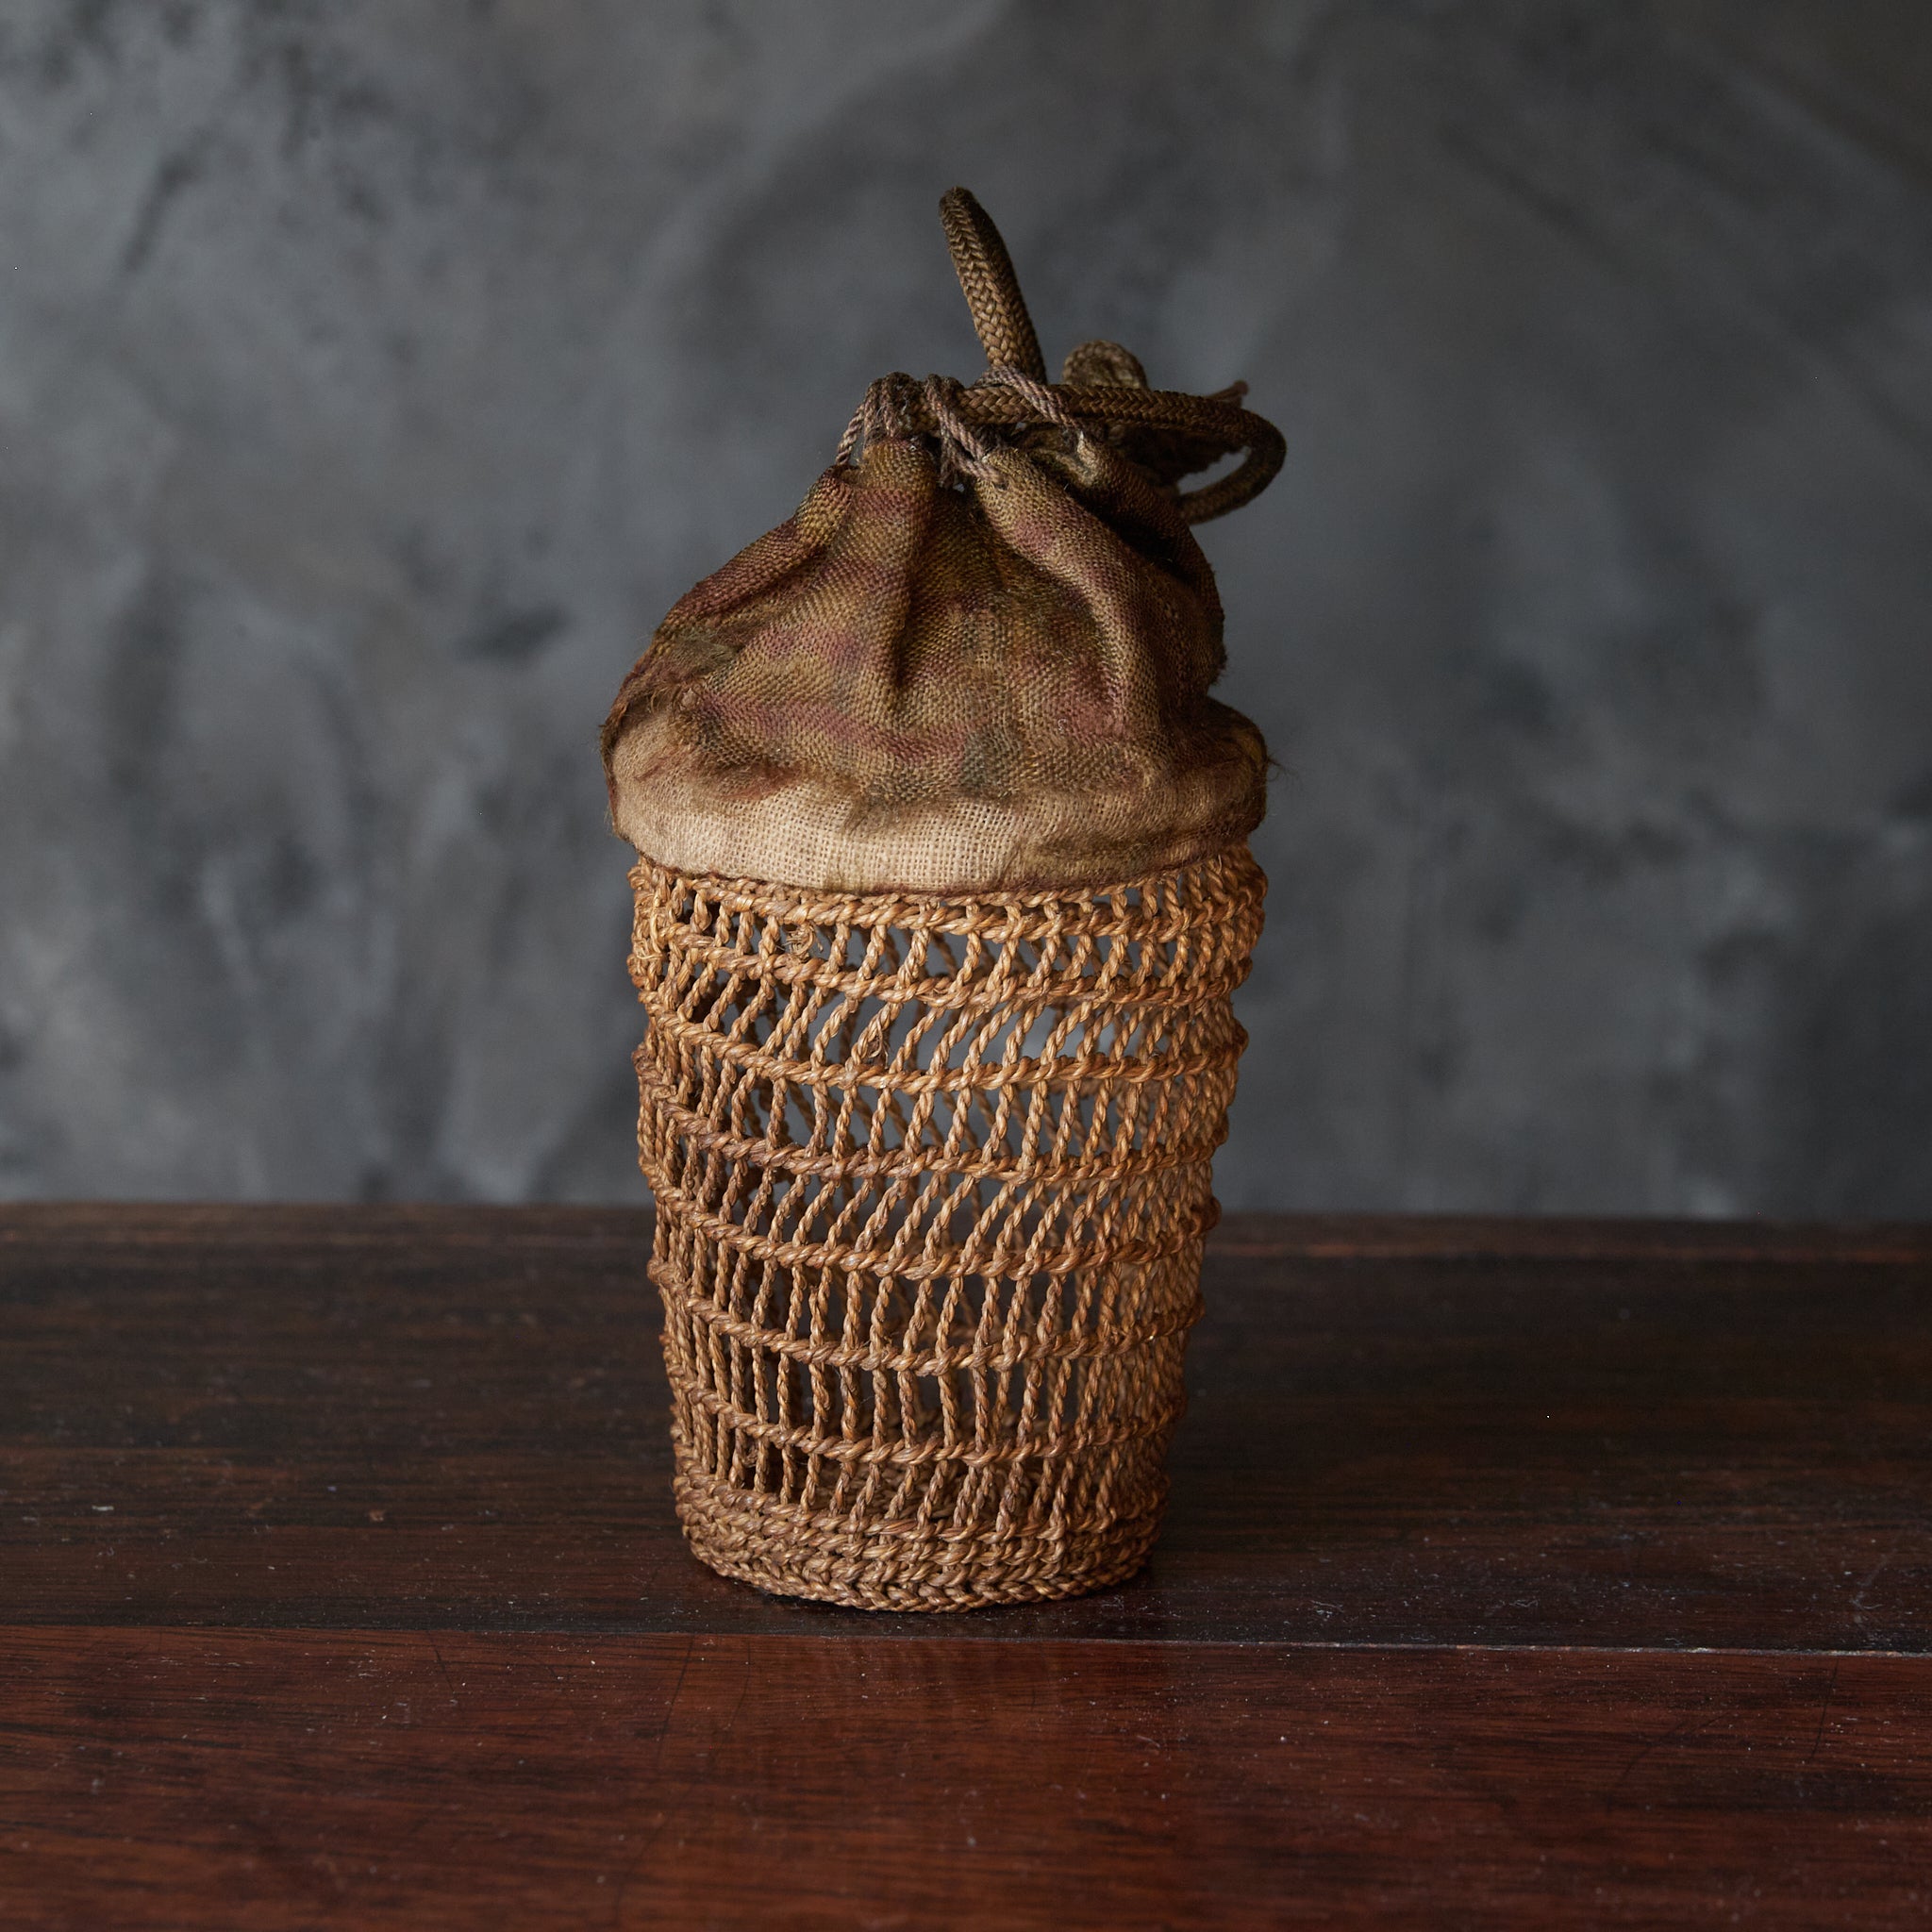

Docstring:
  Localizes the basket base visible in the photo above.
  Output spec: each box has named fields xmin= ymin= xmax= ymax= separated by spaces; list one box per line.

xmin=673 ymin=1465 xmax=1166 ymax=1612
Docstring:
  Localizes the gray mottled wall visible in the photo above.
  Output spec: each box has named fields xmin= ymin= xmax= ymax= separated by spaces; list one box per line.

xmin=1 ymin=0 xmax=1928 ymax=1214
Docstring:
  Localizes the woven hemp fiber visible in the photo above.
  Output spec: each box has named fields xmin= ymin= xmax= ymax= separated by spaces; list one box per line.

xmin=609 ymin=191 xmax=1283 ymax=1609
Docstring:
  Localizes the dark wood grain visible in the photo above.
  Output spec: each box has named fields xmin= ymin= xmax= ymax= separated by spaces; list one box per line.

xmin=3 ymin=1205 xmax=1929 ymax=1927
xmin=2 ymin=1206 xmax=1927 ymax=1647
xmin=4 ymin=1628 xmax=1929 ymax=1930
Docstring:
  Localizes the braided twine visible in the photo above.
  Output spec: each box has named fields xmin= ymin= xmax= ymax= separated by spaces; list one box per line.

xmin=629 ymin=846 xmax=1267 ymax=1610
xmin=835 ymin=188 xmax=1285 ymax=523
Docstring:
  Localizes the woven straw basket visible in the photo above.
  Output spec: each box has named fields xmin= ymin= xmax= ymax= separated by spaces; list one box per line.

xmin=629 ymin=848 xmax=1265 ymax=1609
xmin=607 ymin=190 xmax=1281 ymax=1609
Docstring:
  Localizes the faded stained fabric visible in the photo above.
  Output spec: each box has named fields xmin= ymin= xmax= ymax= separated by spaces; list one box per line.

xmin=603 ymin=192 xmax=1280 ymax=894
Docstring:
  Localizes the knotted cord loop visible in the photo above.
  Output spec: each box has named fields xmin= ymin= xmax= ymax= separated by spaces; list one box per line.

xmin=836 ymin=372 xmax=914 ymax=467
xmin=834 ymin=190 xmax=1285 ymax=524
xmin=939 ymin=188 xmax=1047 ymax=382
xmin=923 ymin=374 xmax=1000 ymax=483
xmin=840 ymin=373 xmax=1003 ymax=486
xmin=838 ymin=367 xmax=1283 ymax=522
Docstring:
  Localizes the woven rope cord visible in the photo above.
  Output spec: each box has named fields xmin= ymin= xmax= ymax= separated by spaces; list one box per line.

xmin=939 ymin=187 xmax=1048 ymax=381
xmin=629 ymin=844 xmax=1265 ymax=1610
xmin=832 ymin=190 xmax=1286 ymax=523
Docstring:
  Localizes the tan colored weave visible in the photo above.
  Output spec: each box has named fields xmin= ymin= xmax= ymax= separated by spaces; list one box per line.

xmin=629 ymin=844 xmax=1266 ymax=1610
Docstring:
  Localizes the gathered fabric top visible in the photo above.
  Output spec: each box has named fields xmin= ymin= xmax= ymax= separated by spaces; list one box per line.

xmin=603 ymin=188 xmax=1284 ymax=894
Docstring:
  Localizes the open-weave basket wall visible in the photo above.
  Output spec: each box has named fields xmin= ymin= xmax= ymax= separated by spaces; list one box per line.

xmin=628 ymin=845 xmax=1266 ymax=1611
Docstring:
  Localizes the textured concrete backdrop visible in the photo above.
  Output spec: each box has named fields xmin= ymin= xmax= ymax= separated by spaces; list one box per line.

xmin=1 ymin=0 xmax=1928 ymax=1214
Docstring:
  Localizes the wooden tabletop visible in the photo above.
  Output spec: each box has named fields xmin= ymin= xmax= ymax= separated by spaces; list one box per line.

xmin=3 ymin=1206 xmax=1928 ymax=1927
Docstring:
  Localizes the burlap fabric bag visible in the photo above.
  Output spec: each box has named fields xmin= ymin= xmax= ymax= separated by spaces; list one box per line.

xmin=606 ymin=191 xmax=1282 ymax=1609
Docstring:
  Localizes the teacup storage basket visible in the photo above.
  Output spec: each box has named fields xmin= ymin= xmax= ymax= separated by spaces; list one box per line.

xmin=605 ymin=191 xmax=1286 ymax=1609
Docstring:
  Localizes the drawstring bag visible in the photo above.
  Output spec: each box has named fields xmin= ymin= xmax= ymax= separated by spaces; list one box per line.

xmin=605 ymin=190 xmax=1282 ymax=1610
